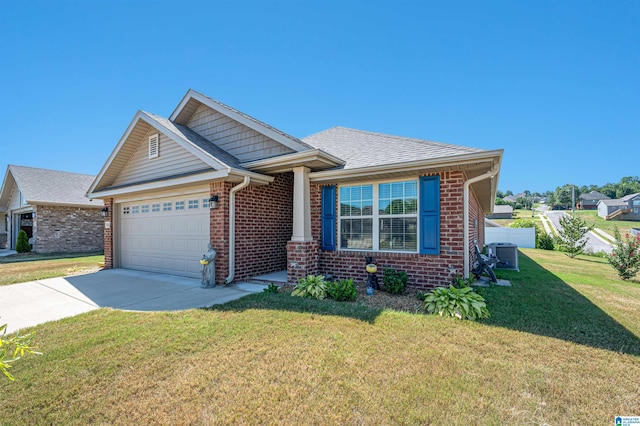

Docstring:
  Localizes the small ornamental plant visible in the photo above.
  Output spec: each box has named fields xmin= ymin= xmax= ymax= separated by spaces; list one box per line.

xmin=326 ymin=278 xmax=357 ymax=302
xmin=15 ymin=230 xmax=31 ymax=253
xmin=292 ymin=275 xmax=327 ymax=300
xmin=607 ymin=229 xmax=640 ymax=281
xmin=382 ymin=268 xmax=408 ymax=294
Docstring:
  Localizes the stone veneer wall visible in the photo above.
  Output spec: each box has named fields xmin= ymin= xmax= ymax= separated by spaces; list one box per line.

xmin=308 ymin=171 xmax=483 ymax=290
xmin=35 ymin=205 xmax=104 ymax=253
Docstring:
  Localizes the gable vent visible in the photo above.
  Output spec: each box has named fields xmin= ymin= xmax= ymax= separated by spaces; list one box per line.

xmin=148 ymin=134 xmax=159 ymax=159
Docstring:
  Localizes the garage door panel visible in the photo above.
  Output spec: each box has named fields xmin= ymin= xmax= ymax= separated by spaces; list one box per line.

xmin=120 ymin=193 xmax=210 ymax=278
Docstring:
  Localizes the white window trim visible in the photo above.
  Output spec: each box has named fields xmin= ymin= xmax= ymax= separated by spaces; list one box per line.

xmin=338 ymin=178 xmax=419 ymax=254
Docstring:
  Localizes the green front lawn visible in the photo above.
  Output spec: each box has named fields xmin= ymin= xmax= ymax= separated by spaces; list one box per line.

xmin=573 ymin=209 xmax=638 ymax=237
xmin=2 ymin=249 xmax=639 ymax=424
xmin=0 ymin=253 xmax=104 ymax=286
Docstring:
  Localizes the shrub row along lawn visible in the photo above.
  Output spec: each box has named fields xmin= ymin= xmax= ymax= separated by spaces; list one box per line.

xmin=0 ymin=254 xmax=104 ymax=286
xmin=2 ymin=249 xmax=639 ymax=424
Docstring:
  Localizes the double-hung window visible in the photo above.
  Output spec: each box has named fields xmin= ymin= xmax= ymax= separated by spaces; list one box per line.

xmin=339 ymin=180 xmax=418 ymax=252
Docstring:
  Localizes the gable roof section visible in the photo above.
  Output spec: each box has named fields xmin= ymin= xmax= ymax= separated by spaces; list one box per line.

xmin=492 ymin=205 xmax=513 ymax=214
xmin=88 ymin=110 xmax=273 ymax=196
xmin=621 ymin=192 xmax=640 ymax=202
xmin=598 ymin=199 xmax=628 ymax=207
xmin=0 ymin=165 xmax=102 ymax=208
xmin=170 ymin=89 xmax=313 ymax=154
xmin=302 ymin=127 xmax=486 ymax=170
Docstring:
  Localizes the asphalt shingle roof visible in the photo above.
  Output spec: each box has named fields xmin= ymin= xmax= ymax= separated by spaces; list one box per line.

xmin=8 ymin=165 xmax=102 ymax=207
xmin=579 ymin=191 xmax=610 ymax=200
xmin=621 ymin=192 xmax=640 ymax=202
xmin=599 ymin=199 xmax=628 ymax=207
xmin=301 ymin=126 xmax=484 ymax=169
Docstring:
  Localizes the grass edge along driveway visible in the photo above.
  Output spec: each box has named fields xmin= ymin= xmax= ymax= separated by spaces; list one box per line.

xmin=1 ymin=249 xmax=639 ymax=424
xmin=0 ymin=253 xmax=104 ymax=286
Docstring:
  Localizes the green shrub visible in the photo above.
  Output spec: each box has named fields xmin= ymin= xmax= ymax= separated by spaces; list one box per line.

xmin=536 ymin=232 xmax=555 ymax=250
xmin=263 ymin=283 xmax=279 ymax=294
xmin=382 ymin=268 xmax=408 ymax=294
xmin=15 ymin=230 xmax=31 ymax=253
xmin=607 ymin=228 xmax=640 ymax=280
xmin=326 ymin=278 xmax=357 ymax=302
xmin=292 ymin=275 xmax=327 ymax=300
xmin=423 ymin=285 xmax=490 ymax=320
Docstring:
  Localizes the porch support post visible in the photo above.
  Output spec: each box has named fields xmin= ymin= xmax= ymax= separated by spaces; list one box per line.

xmin=291 ymin=166 xmax=312 ymax=242
xmin=287 ymin=166 xmax=318 ymax=284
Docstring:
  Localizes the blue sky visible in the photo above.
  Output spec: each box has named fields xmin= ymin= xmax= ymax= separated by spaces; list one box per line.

xmin=1 ymin=0 xmax=638 ymax=194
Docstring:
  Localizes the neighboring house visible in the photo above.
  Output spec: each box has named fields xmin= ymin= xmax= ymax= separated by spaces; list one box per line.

xmin=87 ymin=90 xmax=502 ymax=289
xmin=0 ymin=165 xmax=104 ymax=252
xmin=577 ymin=190 xmax=609 ymax=210
xmin=486 ymin=205 xmax=513 ymax=219
xmin=597 ymin=193 xmax=640 ymax=221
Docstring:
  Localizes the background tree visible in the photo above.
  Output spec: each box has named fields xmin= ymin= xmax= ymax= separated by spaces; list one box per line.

xmin=555 ymin=214 xmax=594 ymax=258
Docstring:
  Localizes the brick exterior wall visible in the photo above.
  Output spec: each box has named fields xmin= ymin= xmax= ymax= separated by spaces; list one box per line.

xmin=307 ymin=170 xmax=484 ymax=290
xmin=34 ymin=205 xmax=104 ymax=253
xmin=287 ymin=241 xmax=319 ymax=283
xmin=210 ymin=181 xmax=232 ymax=285
xmin=104 ymin=198 xmax=113 ymax=268
xmin=208 ymin=173 xmax=293 ymax=285
xmin=234 ymin=173 xmax=293 ymax=281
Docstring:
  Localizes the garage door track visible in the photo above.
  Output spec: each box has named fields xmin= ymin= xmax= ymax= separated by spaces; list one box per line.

xmin=0 ymin=269 xmax=267 ymax=333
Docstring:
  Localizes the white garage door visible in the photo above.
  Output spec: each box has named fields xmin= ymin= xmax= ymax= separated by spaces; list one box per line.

xmin=119 ymin=194 xmax=210 ymax=278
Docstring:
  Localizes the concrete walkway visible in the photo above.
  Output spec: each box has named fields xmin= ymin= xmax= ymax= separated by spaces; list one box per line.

xmin=0 ymin=249 xmax=17 ymax=257
xmin=0 ymin=269 xmax=267 ymax=334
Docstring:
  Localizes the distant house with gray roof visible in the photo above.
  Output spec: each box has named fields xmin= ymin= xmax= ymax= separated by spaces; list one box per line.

xmin=597 ymin=193 xmax=640 ymax=221
xmin=486 ymin=204 xmax=513 ymax=219
xmin=0 ymin=165 xmax=104 ymax=252
xmin=577 ymin=190 xmax=609 ymax=210
xmin=86 ymin=89 xmax=503 ymax=289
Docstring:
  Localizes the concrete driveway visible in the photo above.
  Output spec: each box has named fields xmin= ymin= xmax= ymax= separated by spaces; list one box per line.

xmin=0 ymin=269 xmax=267 ymax=333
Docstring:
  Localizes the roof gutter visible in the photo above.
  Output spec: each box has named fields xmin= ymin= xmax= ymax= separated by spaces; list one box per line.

xmin=225 ymin=176 xmax=251 ymax=284
xmin=463 ymin=167 xmax=498 ymax=278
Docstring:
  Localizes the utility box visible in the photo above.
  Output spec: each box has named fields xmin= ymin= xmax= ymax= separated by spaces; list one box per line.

xmin=487 ymin=242 xmax=519 ymax=271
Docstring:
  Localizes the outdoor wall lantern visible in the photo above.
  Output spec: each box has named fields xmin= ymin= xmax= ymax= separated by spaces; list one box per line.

xmin=209 ymin=195 xmax=219 ymax=210
xmin=100 ymin=207 xmax=109 ymax=218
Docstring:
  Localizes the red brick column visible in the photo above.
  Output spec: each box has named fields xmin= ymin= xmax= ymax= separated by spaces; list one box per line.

xmin=210 ymin=182 xmax=232 ymax=285
xmin=287 ymin=241 xmax=319 ymax=284
xmin=103 ymin=198 xmax=114 ymax=269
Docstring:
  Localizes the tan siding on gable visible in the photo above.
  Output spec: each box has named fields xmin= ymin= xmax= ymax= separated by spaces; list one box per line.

xmin=112 ymin=129 xmax=212 ymax=187
xmin=186 ymin=103 xmax=294 ymax=162
xmin=9 ymin=184 xmax=24 ymax=211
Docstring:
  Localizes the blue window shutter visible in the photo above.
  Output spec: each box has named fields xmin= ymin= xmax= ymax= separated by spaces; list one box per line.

xmin=420 ymin=176 xmax=440 ymax=255
xmin=321 ymin=185 xmax=336 ymax=250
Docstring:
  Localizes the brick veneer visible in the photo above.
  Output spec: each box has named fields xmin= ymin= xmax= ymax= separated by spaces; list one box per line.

xmin=234 ymin=173 xmax=293 ymax=281
xmin=209 ymin=172 xmax=294 ymax=285
xmin=306 ymin=171 xmax=484 ymax=290
xmin=34 ymin=205 xmax=104 ymax=253
xmin=103 ymin=198 xmax=113 ymax=268
xmin=287 ymin=241 xmax=319 ymax=283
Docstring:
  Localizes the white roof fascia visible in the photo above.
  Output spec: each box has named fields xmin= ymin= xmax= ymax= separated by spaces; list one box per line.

xmin=87 ymin=169 xmax=231 ymax=199
xmin=28 ymin=201 xmax=104 ymax=209
xmin=170 ymin=90 xmax=311 ymax=153
xmin=140 ymin=112 xmax=230 ymax=171
xmin=308 ymin=150 xmax=503 ymax=183
xmin=228 ymin=169 xmax=275 ymax=185
xmin=240 ymin=149 xmax=345 ymax=172
xmin=88 ymin=110 xmax=150 ymax=195
xmin=0 ymin=166 xmax=15 ymax=207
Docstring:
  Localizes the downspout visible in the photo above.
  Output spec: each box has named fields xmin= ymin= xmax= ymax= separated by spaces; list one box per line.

xmin=225 ymin=176 xmax=251 ymax=284
xmin=463 ymin=168 xmax=498 ymax=278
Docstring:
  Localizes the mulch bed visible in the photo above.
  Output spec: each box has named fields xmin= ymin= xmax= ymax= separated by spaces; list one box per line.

xmin=353 ymin=281 xmax=425 ymax=314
